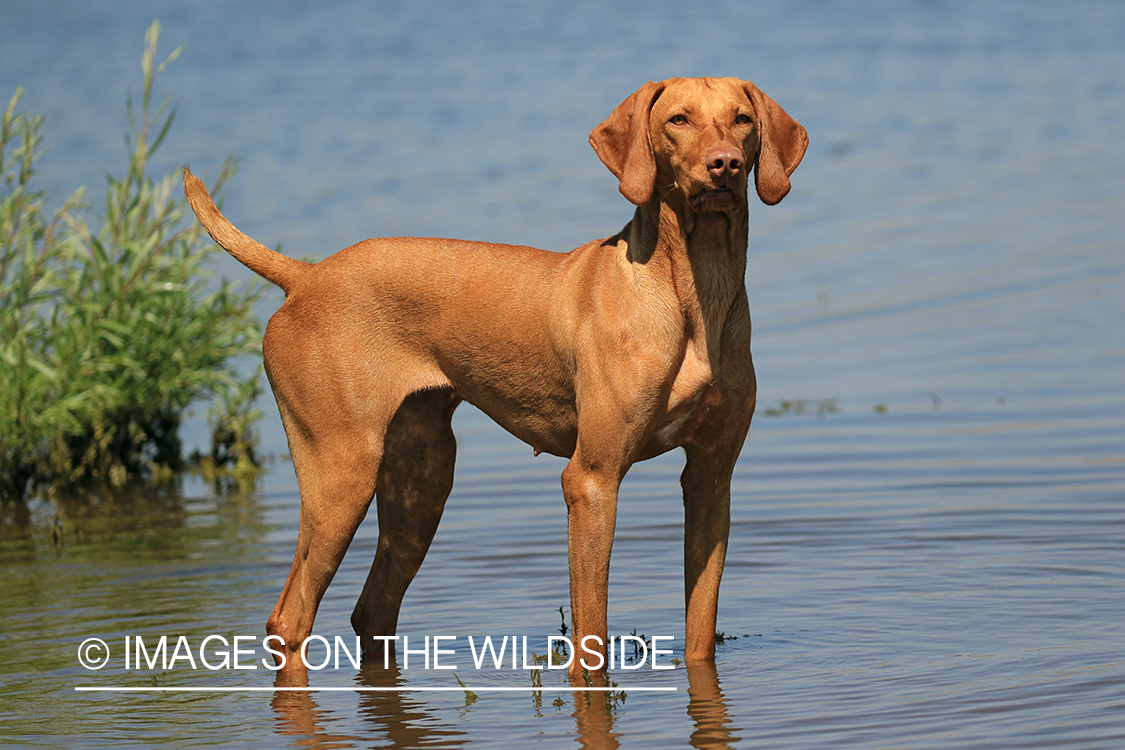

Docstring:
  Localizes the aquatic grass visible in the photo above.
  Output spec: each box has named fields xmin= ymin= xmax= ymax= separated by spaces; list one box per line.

xmin=190 ymin=368 xmax=264 ymax=494
xmin=452 ymin=672 xmax=477 ymax=706
xmin=761 ymin=398 xmax=839 ymax=418
xmin=0 ymin=22 xmax=263 ymax=503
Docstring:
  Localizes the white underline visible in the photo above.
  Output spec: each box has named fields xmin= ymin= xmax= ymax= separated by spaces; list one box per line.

xmin=74 ymin=685 xmax=675 ymax=693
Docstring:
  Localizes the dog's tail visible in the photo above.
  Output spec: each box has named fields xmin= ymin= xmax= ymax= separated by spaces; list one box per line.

xmin=183 ymin=167 xmax=311 ymax=293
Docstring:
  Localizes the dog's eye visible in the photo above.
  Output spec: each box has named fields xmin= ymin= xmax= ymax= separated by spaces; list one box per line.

xmin=669 ymin=114 xmax=688 ymax=125
xmin=735 ymin=114 xmax=752 ymax=125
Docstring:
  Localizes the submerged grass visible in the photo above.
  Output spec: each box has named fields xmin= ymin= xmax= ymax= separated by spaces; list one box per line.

xmin=0 ymin=22 xmax=263 ymax=503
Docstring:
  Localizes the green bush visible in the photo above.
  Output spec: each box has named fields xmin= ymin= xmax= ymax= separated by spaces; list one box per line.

xmin=0 ymin=22 xmax=264 ymax=503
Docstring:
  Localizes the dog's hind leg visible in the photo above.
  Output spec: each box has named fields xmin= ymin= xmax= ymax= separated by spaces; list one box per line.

xmin=265 ymin=417 xmax=386 ymax=679
xmin=350 ymin=388 xmax=460 ymax=661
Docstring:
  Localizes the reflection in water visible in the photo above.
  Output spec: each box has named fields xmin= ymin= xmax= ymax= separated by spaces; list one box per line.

xmin=265 ymin=659 xmax=742 ymax=749
xmin=1 ymin=482 xmax=188 ymax=553
xmin=271 ymin=689 xmax=356 ymax=750
xmin=570 ymin=687 xmax=620 ymax=750
xmin=354 ymin=664 xmax=467 ymax=750
xmin=270 ymin=661 xmax=468 ymax=749
xmin=564 ymin=662 xmax=740 ymax=749
xmin=0 ymin=478 xmax=271 ymax=564
xmin=685 ymin=663 xmax=741 ymax=749
xmin=0 ymin=496 xmax=32 ymax=535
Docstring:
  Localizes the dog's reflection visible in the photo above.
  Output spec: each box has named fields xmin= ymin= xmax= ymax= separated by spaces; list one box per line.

xmin=271 ymin=660 xmax=467 ymax=749
xmin=268 ymin=658 xmax=738 ymax=749
xmin=685 ymin=662 xmax=741 ymax=749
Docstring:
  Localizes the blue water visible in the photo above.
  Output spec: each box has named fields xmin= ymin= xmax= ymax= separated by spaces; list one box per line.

xmin=2 ymin=1 xmax=1123 ymax=747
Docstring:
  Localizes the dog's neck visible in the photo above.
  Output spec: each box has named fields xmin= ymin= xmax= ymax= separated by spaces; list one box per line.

xmin=624 ymin=198 xmax=749 ymax=369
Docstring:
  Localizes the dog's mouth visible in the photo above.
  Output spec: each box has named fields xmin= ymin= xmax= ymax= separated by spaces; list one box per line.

xmin=690 ymin=187 xmax=739 ymax=212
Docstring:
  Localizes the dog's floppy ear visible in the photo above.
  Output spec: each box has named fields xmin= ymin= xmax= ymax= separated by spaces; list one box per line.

xmin=589 ymin=81 xmax=666 ymax=205
xmin=743 ymin=81 xmax=808 ymax=205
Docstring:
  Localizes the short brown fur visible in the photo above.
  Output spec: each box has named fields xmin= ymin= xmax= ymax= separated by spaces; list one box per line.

xmin=184 ymin=77 xmax=806 ymax=681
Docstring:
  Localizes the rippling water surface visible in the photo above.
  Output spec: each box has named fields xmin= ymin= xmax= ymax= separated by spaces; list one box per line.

xmin=2 ymin=1 xmax=1123 ymax=747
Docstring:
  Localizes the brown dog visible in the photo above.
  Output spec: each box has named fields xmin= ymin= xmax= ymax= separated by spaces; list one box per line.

xmin=184 ymin=77 xmax=806 ymax=681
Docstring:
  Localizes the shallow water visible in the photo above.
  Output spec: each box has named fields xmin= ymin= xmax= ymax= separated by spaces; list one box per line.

xmin=2 ymin=1 xmax=1124 ymax=748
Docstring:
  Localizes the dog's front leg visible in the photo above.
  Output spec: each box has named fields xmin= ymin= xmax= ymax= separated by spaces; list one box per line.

xmin=560 ymin=452 xmax=623 ymax=685
xmin=681 ymin=442 xmax=740 ymax=663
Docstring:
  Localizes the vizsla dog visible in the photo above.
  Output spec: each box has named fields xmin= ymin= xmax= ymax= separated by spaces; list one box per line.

xmin=184 ymin=77 xmax=806 ymax=681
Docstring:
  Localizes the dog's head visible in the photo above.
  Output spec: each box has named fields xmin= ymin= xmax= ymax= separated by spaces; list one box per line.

xmin=589 ymin=77 xmax=807 ymax=210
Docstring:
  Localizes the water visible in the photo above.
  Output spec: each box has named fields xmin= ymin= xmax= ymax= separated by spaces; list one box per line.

xmin=2 ymin=1 xmax=1124 ymax=747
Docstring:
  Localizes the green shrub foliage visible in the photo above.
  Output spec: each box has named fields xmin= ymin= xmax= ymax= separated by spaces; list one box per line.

xmin=1 ymin=22 xmax=263 ymax=502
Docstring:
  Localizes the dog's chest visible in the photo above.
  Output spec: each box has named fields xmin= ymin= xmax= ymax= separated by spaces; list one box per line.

xmin=650 ymin=344 xmax=716 ymax=448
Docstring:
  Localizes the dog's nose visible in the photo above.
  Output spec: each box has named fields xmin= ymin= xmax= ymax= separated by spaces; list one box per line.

xmin=706 ymin=148 xmax=743 ymax=178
